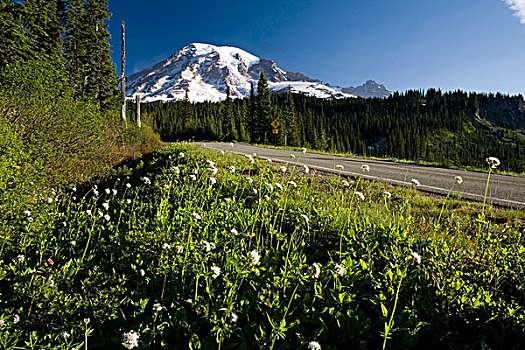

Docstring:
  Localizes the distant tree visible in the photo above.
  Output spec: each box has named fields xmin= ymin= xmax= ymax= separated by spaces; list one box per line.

xmin=256 ymin=70 xmax=272 ymax=143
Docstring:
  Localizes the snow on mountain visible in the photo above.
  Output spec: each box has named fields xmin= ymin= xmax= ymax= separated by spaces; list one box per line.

xmin=126 ymin=43 xmax=386 ymax=102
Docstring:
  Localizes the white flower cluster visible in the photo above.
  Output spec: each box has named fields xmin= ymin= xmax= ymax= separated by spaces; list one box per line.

xmin=122 ymin=331 xmax=140 ymax=349
xmin=249 ymin=250 xmax=260 ymax=265
xmin=486 ymin=157 xmax=500 ymax=169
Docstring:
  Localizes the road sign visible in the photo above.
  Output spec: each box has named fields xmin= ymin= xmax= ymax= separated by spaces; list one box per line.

xmin=271 ymin=119 xmax=280 ymax=129
xmin=272 ymin=128 xmax=279 ymax=134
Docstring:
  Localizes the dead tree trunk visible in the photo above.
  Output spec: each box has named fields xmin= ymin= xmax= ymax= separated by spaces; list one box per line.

xmin=136 ymin=94 xmax=141 ymax=128
xmin=120 ymin=21 xmax=126 ymax=124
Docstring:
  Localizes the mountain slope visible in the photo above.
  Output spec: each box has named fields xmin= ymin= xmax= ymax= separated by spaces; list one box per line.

xmin=126 ymin=43 xmax=389 ymax=102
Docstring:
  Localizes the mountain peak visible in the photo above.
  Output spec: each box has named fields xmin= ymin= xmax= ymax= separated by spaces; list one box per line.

xmin=127 ymin=44 xmax=388 ymax=102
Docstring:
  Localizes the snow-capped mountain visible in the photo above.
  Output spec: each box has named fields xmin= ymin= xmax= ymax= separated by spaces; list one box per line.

xmin=342 ymin=80 xmax=392 ymax=98
xmin=126 ymin=43 xmax=389 ymax=102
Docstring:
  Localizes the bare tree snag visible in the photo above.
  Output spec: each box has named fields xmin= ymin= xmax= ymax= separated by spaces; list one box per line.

xmin=121 ymin=21 xmax=126 ymax=124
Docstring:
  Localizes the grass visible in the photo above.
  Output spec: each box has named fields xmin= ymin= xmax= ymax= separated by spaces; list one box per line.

xmin=0 ymin=143 xmax=523 ymax=349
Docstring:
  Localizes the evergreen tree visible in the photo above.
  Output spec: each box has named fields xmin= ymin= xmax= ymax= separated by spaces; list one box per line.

xmin=256 ymin=70 xmax=272 ymax=143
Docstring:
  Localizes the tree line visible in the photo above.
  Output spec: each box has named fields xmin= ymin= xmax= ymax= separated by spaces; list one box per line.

xmin=144 ymin=81 xmax=524 ymax=172
xmin=0 ymin=0 xmax=118 ymax=111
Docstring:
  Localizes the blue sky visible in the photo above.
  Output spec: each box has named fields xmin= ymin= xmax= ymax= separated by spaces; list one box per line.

xmin=108 ymin=0 xmax=525 ymax=95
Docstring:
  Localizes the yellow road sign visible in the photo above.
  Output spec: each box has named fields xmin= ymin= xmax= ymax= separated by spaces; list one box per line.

xmin=272 ymin=128 xmax=279 ymax=134
xmin=271 ymin=119 xmax=280 ymax=128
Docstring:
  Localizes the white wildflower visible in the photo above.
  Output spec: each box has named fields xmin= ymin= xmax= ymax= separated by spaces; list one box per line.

xmin=173 ymin=166 xmax=180 ymax=175
xmin=486 ymin=157 xmax=500 ymax=169
xmin=104 ymin=214 xmax=110 ymax=221
xmin=455 ymin=176 xmax=463 ymax=184
xmin=253 ymin=188 xmax=258 ymax=194
xmin=249 ymin=250 xmax=260 ymax=265
xmin=210 ymin=177 xmax=217 ymax=185
xmin=122 ymin=331 xmax=140 ymax=349
xmin=13 ymin=315 xmax=19 ymax=324
xmin=230 ymin=313 xmax=238 ymax=323
xmin=72 ymin=186 xmax=77 ymax=192
xmin=300 ymin=214 xmax=309 ymax=224
xmin=290 ymin=154 xmax=296 ymax=159
xmin=112 ymin=189 xmax=117 ymax=196
xmin=252 ymin=152 xmax=257 ymax=157
xmin=342 ymin=180 xmax=350 ymax=187
xmin=17 ymin=254 xmax=24 ymax=262
xmin=354 ymin=191 xmax=365 ymax=201
xmin=62 ymin=332 xmax=70 ymax=339
xmin=86 ymin=209 xmax=92 ymax=215
xmin=189 ymin=174 xmax=197 ymax=181
xmin=49 ymin=279 xmax=55 ymax=287
xmin=310 ymin=263 xmax=321 ymax=279
xmin=105 ymin=188 xmax=110 ymax=195
xmin=336 ymin=165 xmax=344 ymax=170
xmin=175 ymin=245 xmax=184 ymax=254
xmin=163 ymin=184 xmax=170 ymax=189
xmin=152 ymin=303 xmax=162 ymax=313
xmin=245 ymin=154 xmax=255 ymax=163
xmin=246 ymin=176 xmax=253 ymax=183
xmin=192 ymin=212 xmax=202 ymax=220
xmin=98 ymin=210 xmax=103 ymax=217
xmin=361 ymin=164 xmax=370 ymax=172
xmin=304 ymin=165 xmax=310 ymax=174
xmin=125 ymin=183 xmax=132 ymax=189
xmin=228 ymin=165 xmax=236 ymax=173
xmin=280 ymin=166 xmax=287 ymax=172
xmin=411 ymin=178 xmax=420 ymax=187
xmin=102 ymin=202 xmax=109 ymax=211
xmin=224 ymin=198 xmax=231 ymax=203
xmin=211 ymin=266 xmax=221 ymax=279
xmin=93 ymin=190 xmax=99 ymax=196
xmin=139 ymin=269 xmax=145 ymax=276
xmin=275 ymin=182 xmax=283 ymax=190
xmin=47 ymin=197 xmax=53 ymax=203
xmin=410 ymin=249 xmax=422 ymax=264
xmin=267 ymin=158 xmax=272 ymax=163
xmin=206 ymin=160 xmax=216 ymax=167
xmin=288 ymin=181 xmax=297 ymax=188
xmin=200 ymin=241 xmax=212 ymax=252
xmin=208 ymin=166 xmax=218 ymax=175
xmin=264 ymin=195 xmax=270 ymax=201
xmin=335 ymin=264 xmax=345 ymax=277
xmin=0 ymin=319 xmax=4 ymax=327
xmin=229 ymin=142 xmax=234 ymax=148
xmin=71 ymin=240 xmax=77 ymax=246
xmin=220 ymin=150 xmax=225 ymax=155
xmin=126 ymin=199 xmax=132 ymax=204
xmin=24 ymin=210 xmax=31 ymax=216
xmin=162 ymin=243 xmax=171 ymax=250
xmin=383 ymin=191 xmax=392 ymax=198
xmin=179 ymin=152 xmax=185 ymax=158
xmin=193 ymin=169 xmax=199 ymax=175
xmin=141 ymin=177 xmax=151 ymax=185
xmin=265 ymin=183 xmax=274 ymax=191
xmin=230 ymin=228 xmax=239 ymax=235
xmin=302 ymin=148 xmax=307 ymax=153
xmin=308 ymin=341 xmax=321 ymax=350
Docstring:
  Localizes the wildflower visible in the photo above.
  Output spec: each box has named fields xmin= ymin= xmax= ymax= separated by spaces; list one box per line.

xmin=264 ymin=195 xmax=270 ymax=201
xmin=230 ymin=313 xmax=238 ymax=323
xmin=361 ymin=164 xmax=370 ymax=172
xmin=486 ymin=156 xmax=500 ymax=169
xmin=140 ymin=269 xmax=145 ymax=276
xmin=93 ymin=190 xmax=99 ymax=196
xmin=288 ymin=181 xmax=297 ymax=188
xmin=175 ymin=245 xmax=184 ymax=253
xmin=211 ymin=266 xmax=221 ymax=279
xmin=163 ymin=184 xmax=170 ymax=189
xmin=410 ymin=249 xmax=422 ymax=264
xmin=105 ymin=188 xmax=111 ymax=195
xmin=245 ymin=154 xmax=255 ymax=163
xmin=209 ymin=167 xmax=218 ymax=175
xmin=104 ymin=214 xmax=110 ymax=221
xmin=126 ymin=199 xmax=132 ymax=204
xmin=336 ymin=165 xmax=344 ymax=170
xmin=193 ymin=169 xmax=199 ymax=175
xmin=267 ymin=158 xmax=272 ymax=163
xmin=17 ymin=255 xmax=24 ymax=262
xmin=210 ymin=177 xmax=217 ymax=185
xmin=102 ymin=202 xmax=109 ymax=210
xmin=290 ymin=154 xmax=296 ymax=159
xmin=152 ymin=303 xmax=162 ymax=313
xmin=335 ymin=264 xmax=345 ymax=277
xmin=47 ymin=258 xmax=54 ymax=266
xmin=304 ymin=165 xmax=310 ymax=174
xmin=383 ymin=191 xmax=392 ymax=198
xmin=72 ymin=186 xmax=77 ymax=192
xmin=455 ymin=176 xmax=463 ymax=184
xmin=354 ymin=191 xmax=365 ymax=201
xmin=249 ymin=250 xmax=260 ymax=265
xmin=310 ymin=263 xmax=321 ymax=279
xmin=192 ymin=212 xmax=202 ymax=220
xmin=229 ymin=142 xmax=234 ymax=148
xmin=179 ymin=152 xmax=185 ymax=158
xmin=173 ymin=166 xmax=181 ymax=175
xmin=224 ymin=198 xmax=231 ymax=203
xmin=265 ymin=183 xmax=274 ymax=191
xmin=231 ymin=228 xmax=239 ymax=235
xmin=49 ymin=279 xmax=55 ymax=287
xmin=411 ymin=178 xmax=420 ymax=187
xmin=0 ymin=319 xmax=4 ymax=327
xmin=98 ymin=210 xmax=103 ymax=217
xmin=162 ymin=243 xmax=171 ymax=250
xmin=86 ymin=210 xmax=92 ymax=216
xmin=112 ymin=189 xmax=117 ymax=196
xmin=228 ymin=165 xmax=236 ymax=173
xmin=24 ymin=210 xmax=31 ymax=216
xmin=47 ymin=197 xmax=53 ymax=203
xmin=252 ymin=152 xmax=257 ymax=157
xmin=220 ymin=150 xmax=225 ymax=155
xmin=84 ymin=318 xmax=90 ymax=324
xmin=302 ymin=147 xmax=307 ymax=153
xmin=207 ymin=160 xmax=216 ymax=167
xmin=62 ymin=332 xmax=70 ymax=340
xmin=122 ymin=331 xmax=140 ymax=349
xmin=246 ymin=176 xmax=253 ymax=183
xmin=141 ymin=177 xmax=151 ymax=185
xmin=275 ymin=182 xmax=283 ymax=190
xmin=253 ymin=188 xmax=258 ymax=194
xmin=200 ymin=241 xmax=212 ymax=252
xmin=342 ymin=180 xmax=350 ymax=187
xmin=308 ymin=341 xmax=321 ymax=350
xmin=280 ymin=165 xmax=287 ymax=172
xmin=189 ymin=174 xmax=197 ymax=181
xmin=71 ymin=240 xmax=77 ymax=246
xmin=13 ymin=315 xmax=19 ymax=324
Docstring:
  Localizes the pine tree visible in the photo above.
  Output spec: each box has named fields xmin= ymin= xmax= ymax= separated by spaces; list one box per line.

xmin=256 ymin=70 xmax=272 ymax=143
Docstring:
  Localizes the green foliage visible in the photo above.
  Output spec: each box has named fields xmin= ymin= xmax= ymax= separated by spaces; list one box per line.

xmin=1 ymin=145 xmax=523 ymax=349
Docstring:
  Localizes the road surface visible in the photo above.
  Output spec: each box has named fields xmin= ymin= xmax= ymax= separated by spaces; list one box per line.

xmin=200 ymin=142 xmax=525 ymax=209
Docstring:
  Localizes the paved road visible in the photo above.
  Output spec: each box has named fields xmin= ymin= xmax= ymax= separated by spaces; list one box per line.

xmin=201 ymin=142 xmax=525 ymax=209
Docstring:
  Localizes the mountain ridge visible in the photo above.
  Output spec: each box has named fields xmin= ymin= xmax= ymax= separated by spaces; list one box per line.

xmin=126 ymin=43 xmax=391 ymax=102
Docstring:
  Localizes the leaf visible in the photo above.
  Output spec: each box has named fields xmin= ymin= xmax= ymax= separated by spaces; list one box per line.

xmin=381 ymin=303 xmax=389 ymax=318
